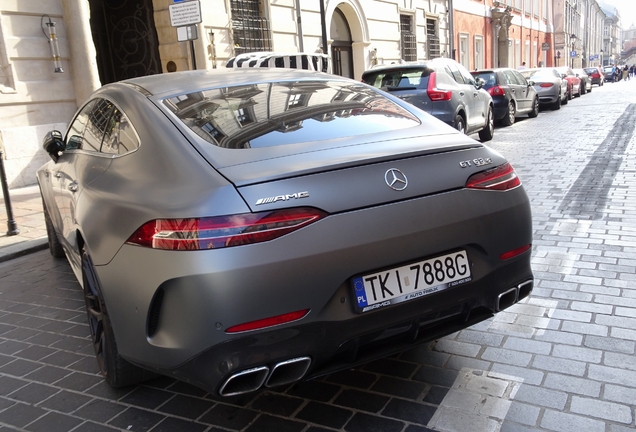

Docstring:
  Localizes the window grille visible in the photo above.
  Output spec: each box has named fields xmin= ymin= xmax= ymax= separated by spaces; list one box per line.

xmin=231 ymin=0 xmax=272 ymax=55
xmin=426 ymin=19 xmax=440 ymax=59
xmin=400 ymin=15 xmax=417 ymax=61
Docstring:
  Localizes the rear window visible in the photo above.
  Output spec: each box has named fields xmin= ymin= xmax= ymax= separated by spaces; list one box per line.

xmin=472 ymin=72 xmax=497 ymax=88
xmin=584 ymin=68 xmax=597 ymax=74
xmin=362 ymin=68 xmax=433 ymax=90
xmin=163 ymin=81 xmax=421 ymax=149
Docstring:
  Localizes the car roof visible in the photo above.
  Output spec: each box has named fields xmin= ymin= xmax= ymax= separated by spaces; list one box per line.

xmin=114 ymin=68 xmax=341 ymax=98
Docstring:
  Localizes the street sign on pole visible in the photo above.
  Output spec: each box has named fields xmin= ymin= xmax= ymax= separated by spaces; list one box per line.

xmin=570 ymin=50 xmax=577 ymax=58
xmin=541 ymin=42 xmax=550 ymax=51
xmin=169 ymin=1 xmax=202 ymax=27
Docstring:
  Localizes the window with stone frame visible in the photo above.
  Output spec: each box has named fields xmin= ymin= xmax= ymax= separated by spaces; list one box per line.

xmin=230 ymin=0 xmax=272 ymax=55
xmin=426 ymin=18 xmax=440 ymax=59
xmin=400 ymin=14 xmax=417 ymax=62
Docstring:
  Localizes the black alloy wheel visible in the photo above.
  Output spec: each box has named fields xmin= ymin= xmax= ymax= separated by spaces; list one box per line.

xmin=454 ymin=114 xmax=466 ymax=134
xmin=502 ymin=101 xmax=516 ymax=126
xmin=478 ymin=107 xmax=494 ymax=142
xmin=528 ymin=97 xmax=539 ymax=118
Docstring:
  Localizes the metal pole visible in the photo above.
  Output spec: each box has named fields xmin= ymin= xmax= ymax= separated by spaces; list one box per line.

xmin=295 ymin=0 xmax=304 ymax=52
xmin=190 ymin=40 xmax=197 ymax=70
xmin=319 ymin=0 xmax=328 ymax=56
xmin=0 ymin=151 xmax=19 ymax=236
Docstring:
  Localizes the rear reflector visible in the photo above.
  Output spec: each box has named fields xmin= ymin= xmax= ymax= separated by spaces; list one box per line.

xmin=466 ymin=162 xmax=521 ymax=191
xmin=226 ymin=309 xmax=310 ymax=333
xmin=500 ymin=244 xmax=532 ymax=260
xmin=127 ymin=208 xmax=327 ymax=250
xmin=427 ymin=72 xmax=452 ymax=101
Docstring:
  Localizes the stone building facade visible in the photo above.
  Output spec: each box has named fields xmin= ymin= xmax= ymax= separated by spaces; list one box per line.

xmin=0 ymin=0 xmax=451 ymax=188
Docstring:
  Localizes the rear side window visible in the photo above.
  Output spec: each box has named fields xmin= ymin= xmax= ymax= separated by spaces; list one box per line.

xmin=83 ymin=99 xmax=116 ymax=152
xmin=66 ymin=100 xmax=96 ymax=150
xmin=163 ymin=80 xmax=421 ymax=149
xmin=101 ymin=108 xmax=140 ymax=155
xmin=503 ymin=70 xmax=523 ymax=86
xmin=362 ymin=68 xmax=433 ymax=90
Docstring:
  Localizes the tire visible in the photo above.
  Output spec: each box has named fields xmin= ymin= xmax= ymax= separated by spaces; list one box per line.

xmin=528 ymin=97 xmax=539 ymax=118
xmin=567 ymin=86 xmax=573 ymax=100
xmin=562 ymin=90 xmax=568 ymax=105
xmin=501 ymin=101 xmax=515 ymax=126
xmin=478 ymin=107 xmax=494 ymax=142
xmin=43 ymin=203 xmax=65 ymax=258
xmin=551 ymin=93 xmax=562 ymax=110
xmin=82 ymin=246 xmax=155 ymax=388
xmin=576 ymin=86 xmax=582 ymax=97
xmin=581 ymin=84 xmax=586 ymax=95
xmin=454 ymin=114 xmax=466 ymax=134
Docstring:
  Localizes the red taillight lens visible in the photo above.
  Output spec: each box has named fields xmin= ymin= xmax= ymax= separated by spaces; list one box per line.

xmin=539 ymin=83 xmax=554 ymax=88
xmin=487 ymin=86 xmax=506 ymax=96
xmin=127 ymin=208 xmax=327 ymax=250
xmin=500 ymin=244 xmax=532 ymax=260
xmin=226 ymin=309 xmax=310 ymax=333
xmin=466 ymin=162 xmax=521 ymax=191
xmin=427 ymin=72 xmax=452 ymax=101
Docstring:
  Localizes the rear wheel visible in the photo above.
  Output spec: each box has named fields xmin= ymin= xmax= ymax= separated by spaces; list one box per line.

xmin=82 ymin=246 xmax=155 ymax=388
xmin=454 ymin=114 xmax=466 ymax=134
xmin=478 ymin=107 xmax=494 ymax=142
xmin=502 ymin=101 xmax=515 ymax=126
xmin=551 ymin=93 xmax=562 ymax=110
xmin=562 ymin=90 xmax=569 ymax=105
xmin=567 ymin=86 xmax=573 ymax=100
xmin=528 ymin=97 xmax=539 ymax=118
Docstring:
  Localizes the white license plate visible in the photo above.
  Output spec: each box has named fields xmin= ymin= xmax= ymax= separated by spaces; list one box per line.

xmin=352 ymin=250 xmax=471 ymax=313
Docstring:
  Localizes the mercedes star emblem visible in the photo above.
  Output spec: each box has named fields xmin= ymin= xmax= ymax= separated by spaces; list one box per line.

xmin=385 ymin=168 xmax=408 ymax=191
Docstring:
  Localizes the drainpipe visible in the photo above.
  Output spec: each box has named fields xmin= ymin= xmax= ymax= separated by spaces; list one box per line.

xmin=295 ymin=0 xmax=304 ymax=52
xmin=319 ymin=0 xmax=328 ymax=55
xmin=448 ymin=0 xmax=455 ymax=59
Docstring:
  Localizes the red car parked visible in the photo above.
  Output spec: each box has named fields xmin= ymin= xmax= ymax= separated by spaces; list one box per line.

xmin=584 ymin=67 xmax=604 ymax=86
xmin=556 ymin=66 xmax=582 ymax=98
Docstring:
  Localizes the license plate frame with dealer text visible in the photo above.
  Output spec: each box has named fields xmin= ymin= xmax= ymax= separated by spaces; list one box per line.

xmin=352 ymin=250 xmax=472 ymax=313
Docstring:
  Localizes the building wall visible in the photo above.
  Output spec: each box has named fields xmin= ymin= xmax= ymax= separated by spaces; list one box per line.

xmin=0 ymin=0 xmax=450 ymax=188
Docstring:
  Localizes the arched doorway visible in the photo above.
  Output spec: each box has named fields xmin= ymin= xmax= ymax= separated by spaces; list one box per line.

xmin=88 ymin=0 xmax=162 ymax=84
xmin=330 ymin=8 xmax=354 ymax=79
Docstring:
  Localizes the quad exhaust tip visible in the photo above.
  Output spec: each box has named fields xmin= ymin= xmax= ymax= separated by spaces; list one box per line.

xmin=219 ymin=357 xmax=312 ymax=397
xmin=497 ymin=279 xmax=533 ymax=312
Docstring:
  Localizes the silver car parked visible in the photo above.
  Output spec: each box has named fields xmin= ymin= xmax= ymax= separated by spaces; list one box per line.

xmin=38 ymin=68 xmax=533 ymax=396
xmin=520 ymin=68 xmax=568 ymax=110
xmin=361 ymin=58 xmax=494 ymax=142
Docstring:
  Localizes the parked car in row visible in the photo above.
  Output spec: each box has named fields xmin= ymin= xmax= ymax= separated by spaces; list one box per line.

xmin=584 ymin=66 xmax=604 ymax=86
xmin=471 ymin=68 xmax=539 ymax=126
xmin=573 ymin=69 xmax=592 ymax=94
xmin=604 ymin=66 xmax=619 ymax=82
xmin=38 ymin=67 xmax=533 ymax=396
xmin=556 ymin=66 xmax=582 ymax=98
xmin=361 ymin=58 xmax=494 ymax=141
xmin=519 ymin=68 xmax=568 ymax=110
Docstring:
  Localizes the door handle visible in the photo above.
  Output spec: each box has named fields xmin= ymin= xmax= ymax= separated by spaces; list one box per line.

xmin=68 ymin=181 xmax=79 ymax=192
xmin=459 ymin=91 xmax=465 ymax=96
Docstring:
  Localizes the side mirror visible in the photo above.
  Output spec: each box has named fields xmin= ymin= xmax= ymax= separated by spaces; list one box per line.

xmin=42 ymin=130 xmax=66 ymax=163
xmin=528 ymin=80 xmax=535 ymax=86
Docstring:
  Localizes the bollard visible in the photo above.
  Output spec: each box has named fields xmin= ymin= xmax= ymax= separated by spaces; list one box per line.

xmin=0 ymin=151 xmax=20 ymax=236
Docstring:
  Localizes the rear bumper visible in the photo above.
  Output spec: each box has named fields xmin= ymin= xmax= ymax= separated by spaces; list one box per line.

xmin=492 ymin=97 xmax=509 ymax=120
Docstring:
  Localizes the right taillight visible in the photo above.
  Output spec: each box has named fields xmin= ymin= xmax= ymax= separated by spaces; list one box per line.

xmin=487 ymin=86 xmax=506 ymax=97
xmin=466 ymin=162 xmax=520 ymax=191
xmin=539 ymin=83 xmax=554 ymax=88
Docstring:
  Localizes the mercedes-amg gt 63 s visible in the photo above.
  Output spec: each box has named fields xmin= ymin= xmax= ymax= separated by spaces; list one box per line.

xmin=38 ymin=68 xmax=533 ymax=397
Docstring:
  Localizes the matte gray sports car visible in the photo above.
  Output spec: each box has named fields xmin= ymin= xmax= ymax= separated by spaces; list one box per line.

xmin=38 ymin=68 xmax=533 ymax=396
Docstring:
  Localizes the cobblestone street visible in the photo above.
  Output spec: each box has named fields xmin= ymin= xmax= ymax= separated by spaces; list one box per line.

xmin=1 ymin=79 xmax=636 ymax=432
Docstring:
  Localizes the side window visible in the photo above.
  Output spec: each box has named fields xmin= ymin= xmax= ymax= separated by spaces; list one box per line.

xmin=503 ymin=70 xmax=519 ymax=85
xmin=83 ymin=99 xmax=115 ymax=152
xmin=456 ymin=63 xmax=476 ymax=85
xmin=102 ymin=108 xmax=140 ymax=155
xmin=446 ymin=63 xmax=465 ymax=84
xmin=65 ymin=101 xmax=96 ymax=150
xmin=512 ymin=70 xmax=528 ymax=85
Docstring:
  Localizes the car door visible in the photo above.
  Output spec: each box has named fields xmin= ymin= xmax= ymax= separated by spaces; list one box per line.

xmin=511 ymin=70 xmax=532 ymax=112
xmin=53 ymin=98 xmax=115 ymax=256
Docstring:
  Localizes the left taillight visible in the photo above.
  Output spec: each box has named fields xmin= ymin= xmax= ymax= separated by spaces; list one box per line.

xmin=466 ymin=162 xmax=521 ymax=191
xmin=126 ymin=208 xmax=327 ymax=250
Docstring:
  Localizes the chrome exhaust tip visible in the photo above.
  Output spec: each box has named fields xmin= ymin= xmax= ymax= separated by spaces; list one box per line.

xmin=265 ymin=357 xmax=311 ymax=388
xmin=219 ymin=366 xmax=269 ymax=397
xmin=497 ymin=287 xmax=518 ymax=312
xmin=517 ymin=280 xmax=533 ymax=300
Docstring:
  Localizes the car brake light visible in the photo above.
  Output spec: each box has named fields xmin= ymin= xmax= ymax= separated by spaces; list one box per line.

xmin=487 ymin=86 xmax=506 ymax=96
xmin=539 ymin=83 xmax=554 ymax=88
xmin=466 ymin=162 xmax=520 ymax=190
xmin=500 ymin=244 xmax=532 ymax=260
xmin=226 ymin=309 xmax=310 ymax=333
xmin=127 ymin=208 xmax=327 ymax=250
xmin=427 ymin=72 xmax=452 ymax=101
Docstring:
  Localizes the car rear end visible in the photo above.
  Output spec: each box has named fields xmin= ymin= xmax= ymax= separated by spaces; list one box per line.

xmin=361 ymin=64 xmax=457 ymax=126
xmin=521 ymin=69 xmax=559 ymax=105
xmin=94 ymin=71 xmax=534 ymax=396
xmin=584 ymin=67 xmax=602 ymax=85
